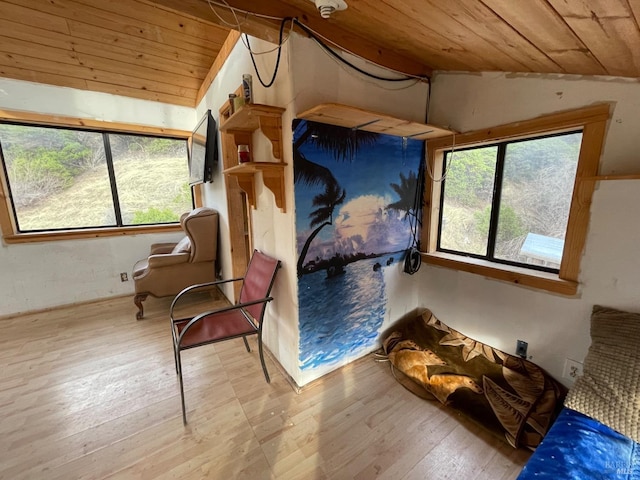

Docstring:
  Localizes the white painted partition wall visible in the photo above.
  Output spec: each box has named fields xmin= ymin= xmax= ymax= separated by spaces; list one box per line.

xmin=197 ymin=34 xmax=428 ymax=387
xmin=195 ymin=37 xmax=300 ymax=386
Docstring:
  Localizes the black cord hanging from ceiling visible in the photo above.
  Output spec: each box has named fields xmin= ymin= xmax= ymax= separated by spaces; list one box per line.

xmin=403 ymin=80 xmax=430 ymax=275
xmin=246 ymin=17 xmax=289 ymax=88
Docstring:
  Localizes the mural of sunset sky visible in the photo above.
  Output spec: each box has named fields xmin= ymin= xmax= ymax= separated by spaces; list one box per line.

xmin=293 ymin=118 xmax=423 ymax=372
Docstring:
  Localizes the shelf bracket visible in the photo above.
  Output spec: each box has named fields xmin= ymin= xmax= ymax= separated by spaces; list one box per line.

xmin=261 ymin=167 xmax=286 ymax=212
xmin=258 ymin=115 xmax=283 ymax=160
xmin=233 ymin=172 xmax=256 ymax=210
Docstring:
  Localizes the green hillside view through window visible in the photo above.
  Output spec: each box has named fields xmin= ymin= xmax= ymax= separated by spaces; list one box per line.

xmin=0 ymin=123 xmax=192 ymax=232
xmin=438 ymin=131 xmax=582 ymax=273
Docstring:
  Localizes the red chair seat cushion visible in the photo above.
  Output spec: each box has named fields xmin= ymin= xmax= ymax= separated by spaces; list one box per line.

xmin=176 ymin=310 xmax=257 ymax=348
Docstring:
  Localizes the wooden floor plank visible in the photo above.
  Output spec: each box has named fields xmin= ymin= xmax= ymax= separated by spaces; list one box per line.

xmin=0 ymin=295 xmax=530 ymax=479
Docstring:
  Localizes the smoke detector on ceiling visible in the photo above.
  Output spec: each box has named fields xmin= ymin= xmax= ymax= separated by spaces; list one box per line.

xmin=311 ymin=0 xmax=348 ymax=19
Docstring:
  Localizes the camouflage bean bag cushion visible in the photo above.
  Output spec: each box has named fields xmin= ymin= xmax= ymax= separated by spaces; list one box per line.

xmin=382 ymin=309 xmax=567 ymax=450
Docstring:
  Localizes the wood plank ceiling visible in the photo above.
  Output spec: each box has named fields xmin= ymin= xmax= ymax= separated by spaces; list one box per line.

xmin=0 ymin=0 xmax=232 ymax=106
xmin=202 ymin=0 xmax=640 ymax=78
xmin=1 ymin=0 xmax=640 ymax=107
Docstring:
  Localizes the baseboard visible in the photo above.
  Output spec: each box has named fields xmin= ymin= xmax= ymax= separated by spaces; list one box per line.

xmin=263 ymin=347 xmax=303 ymax=394
xmin=0 ymin=293 xmax=132 ymax=321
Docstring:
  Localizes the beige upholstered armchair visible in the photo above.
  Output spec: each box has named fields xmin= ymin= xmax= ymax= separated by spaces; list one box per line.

xmin=132 ymin=207 xmax=218 ymax=319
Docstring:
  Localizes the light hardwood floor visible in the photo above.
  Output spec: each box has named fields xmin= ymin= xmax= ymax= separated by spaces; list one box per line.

xmin=0 ymin=294 xmax=530 ymax=479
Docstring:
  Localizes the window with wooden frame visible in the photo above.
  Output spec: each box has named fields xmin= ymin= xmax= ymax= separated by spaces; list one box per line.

xmin=0 ymin=110 xmax=200 ymax=244
xmin=422 ymin=104 xmax=610 ymax=295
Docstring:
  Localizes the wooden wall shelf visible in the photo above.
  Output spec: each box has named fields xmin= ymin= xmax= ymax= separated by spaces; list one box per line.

xmin=220 ymin=103 xmax=286 ymax=160
xmin=220 ymin=104 xmax=285 ymax=131
xmin=297 ymin=103 xmax=455 ymax=140
xmin=219 ymin=101 xmax=286 ymax=212
xmin=223 ymin=162 xmax=287 ymax=211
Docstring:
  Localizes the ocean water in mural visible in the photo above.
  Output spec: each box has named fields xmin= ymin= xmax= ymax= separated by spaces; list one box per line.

xmin=294 ymin=119 xmax=423 ymax=371
xmin=299 ymin=254 xmax=396 ymax=369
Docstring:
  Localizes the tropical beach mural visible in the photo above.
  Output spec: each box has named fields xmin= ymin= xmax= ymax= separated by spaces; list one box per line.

xmin=294 ymin=119 xmax=423 ymax=371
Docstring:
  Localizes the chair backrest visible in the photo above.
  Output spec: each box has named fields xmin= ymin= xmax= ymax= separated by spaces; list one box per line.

xmin=239 ymin=250 xmax=281 ymax=323
xmin=180 ymin=207 xmax=218 ymax=263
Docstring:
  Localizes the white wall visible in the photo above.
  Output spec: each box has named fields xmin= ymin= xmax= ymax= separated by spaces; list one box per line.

xmin=196 ymin=36 xmax=296 ymax=293
xmin=423 ymin=71 xmax=640 ymax=385
xmin=0 ymin=77 xmax=194 ymax=129
xmin=0 ymin=78 xmax=195 ymax=316
xmin=196 ymin=36 xmax=300 ymax=385
xmin=197 ymin=39 xmax=298 ymax=390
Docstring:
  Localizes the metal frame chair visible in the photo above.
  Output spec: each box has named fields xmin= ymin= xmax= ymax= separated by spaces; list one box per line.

xmin=169 ymin=250 xmax=281 ymax=424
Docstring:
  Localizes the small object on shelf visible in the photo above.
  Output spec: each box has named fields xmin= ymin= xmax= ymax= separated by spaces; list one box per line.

xmin=233 ymin=96 xmax=245 ymax=113
xmin=228 ymin=93 xmax=237 ymax=114
xmin=242 ymin=74 xmax=253 ymax=104
xmin=237 ymin=144 xmax=251 ymax=164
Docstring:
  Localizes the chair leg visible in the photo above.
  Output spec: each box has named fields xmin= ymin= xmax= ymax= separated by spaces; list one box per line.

xmin=258 ymin=335 xmax=270 ymax=384
xmin=170 ymin=324 xmax=179 ymax=375
xmin=173 ymin=339 xmax=179 ymax=375
xmin=176 ymin=349 xmax=188 ymax=425
xmin=242 ymin=336 xmax=251 ymax=352
xmin=134 ymin=294 xmax=147 ymax=320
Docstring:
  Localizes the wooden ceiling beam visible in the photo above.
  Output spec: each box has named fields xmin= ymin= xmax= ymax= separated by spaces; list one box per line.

xmin=145 ymin=0 xmax=433 ymax=78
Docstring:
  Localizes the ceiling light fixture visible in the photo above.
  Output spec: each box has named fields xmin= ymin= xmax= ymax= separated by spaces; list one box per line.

xmin=311 ymin=0 xmax=348 ymax=19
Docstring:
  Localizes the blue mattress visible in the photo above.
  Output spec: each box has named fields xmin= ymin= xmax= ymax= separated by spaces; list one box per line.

xmin=518 ymin=407 xmax=640 ymax=479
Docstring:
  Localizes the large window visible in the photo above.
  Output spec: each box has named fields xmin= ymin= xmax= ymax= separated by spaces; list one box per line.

xmin=0 ymin=120 xmax=192 ymax=235
xmin=438 ymin=131 xmax=582 ymax=273
xmin=423 ymin=104 xmax=610 ymax=295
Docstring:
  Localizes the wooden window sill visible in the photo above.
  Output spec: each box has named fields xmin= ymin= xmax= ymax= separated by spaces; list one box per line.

xmin=3 ymin=224 xmax=182 ymax=244
xmin=421 ymin=251 xmax=578 ymax=296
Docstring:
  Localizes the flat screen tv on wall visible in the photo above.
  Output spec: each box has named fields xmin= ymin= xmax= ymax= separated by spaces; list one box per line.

xmin=188 ymin=109 xmax=218 ymax=185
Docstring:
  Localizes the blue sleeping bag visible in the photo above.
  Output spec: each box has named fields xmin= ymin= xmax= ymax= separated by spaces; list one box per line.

xmin=518 ymin=408 xmax=640 ymax=479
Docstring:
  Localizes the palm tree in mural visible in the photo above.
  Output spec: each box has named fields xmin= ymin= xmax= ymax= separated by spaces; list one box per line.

xmin=297 ymin=179 xmax=346 ymax=277
xmin=293 ymin=120 xmax=379 ymax=276
xmin=387 ymin=170 xmax=421 ymax=250
xmin=386 ymin=170 xmax=419 ymax=218
xmin=293 ymin=120 xmax=379 ymax=187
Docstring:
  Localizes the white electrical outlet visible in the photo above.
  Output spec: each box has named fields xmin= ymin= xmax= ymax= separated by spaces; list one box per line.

xmin=563 ymin=358 xmax=583 ymax=380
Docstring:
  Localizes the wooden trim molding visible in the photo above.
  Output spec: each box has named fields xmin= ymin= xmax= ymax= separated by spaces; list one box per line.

xmin=2 ymin=224 xmax=182 ymax=244
xmin=0 ymin=168 xmax=16 ymax=237
xmin=427 ymin=103 xmax=611 ymax=151
xmin=192 ymin=183 xmax=204 ymax=208
xmin=559 ymin=120 xmax=607 ymax=281
xmin=423 ymin=252 xmax=578 ymax=296
xmin=423 ymin=103 xmax=611 ymax=294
